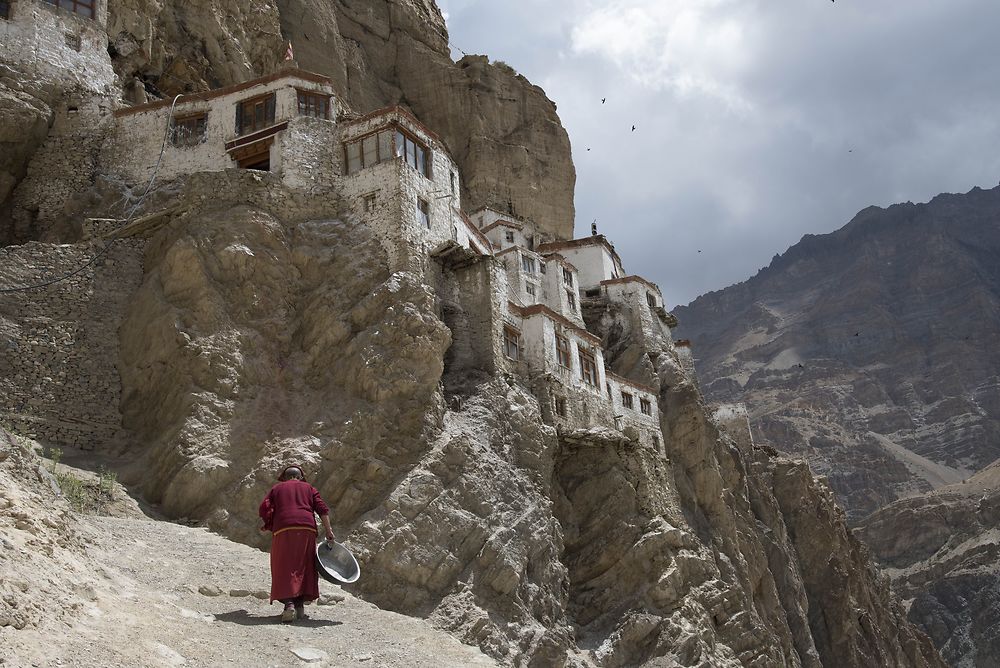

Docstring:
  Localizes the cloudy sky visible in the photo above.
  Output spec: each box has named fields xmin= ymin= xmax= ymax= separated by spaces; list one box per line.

xmin=438 ymin=0 xmax=1000 ymax=307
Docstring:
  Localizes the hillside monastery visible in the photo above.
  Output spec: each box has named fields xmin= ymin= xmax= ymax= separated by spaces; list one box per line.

xmin=2 ymin=0 xmax=685 ymax=451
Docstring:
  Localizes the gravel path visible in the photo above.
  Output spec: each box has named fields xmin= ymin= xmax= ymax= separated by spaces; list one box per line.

xmin=2 ymin=515 xmax=496 ymax=667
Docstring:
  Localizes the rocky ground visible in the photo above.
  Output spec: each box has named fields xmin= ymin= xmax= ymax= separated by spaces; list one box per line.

xmin=0 ymin=430 xmax=495 ymax=668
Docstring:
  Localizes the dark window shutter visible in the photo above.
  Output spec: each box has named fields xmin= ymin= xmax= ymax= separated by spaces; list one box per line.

xmin=235 ymin=103 xmax=243 ymax=135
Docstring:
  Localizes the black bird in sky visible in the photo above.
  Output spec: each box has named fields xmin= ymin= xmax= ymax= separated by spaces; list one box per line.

xmin=631 ymin=125 xmax=636 ymax=132
xmin=697 ymin=250 xmax=702 ymax=253
xmin=854 ymin=332 xmax=859 ymax=336
xmin=602 ymin=97 xmax=606 ymax=104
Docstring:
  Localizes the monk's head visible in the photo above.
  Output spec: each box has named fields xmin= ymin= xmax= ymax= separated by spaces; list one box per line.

xmin=278 ymin=465 xmax=305 ymax=482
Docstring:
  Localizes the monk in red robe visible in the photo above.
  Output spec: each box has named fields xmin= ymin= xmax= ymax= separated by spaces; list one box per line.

xmin=258 ymin=465 xmax=335 ymax=622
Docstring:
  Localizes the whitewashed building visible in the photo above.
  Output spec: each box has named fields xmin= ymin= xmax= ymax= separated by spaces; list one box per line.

xmin=103 ymin=66 xmax=673 ymax=451
xmin=107 ymin=69 xmax=342 ymax=189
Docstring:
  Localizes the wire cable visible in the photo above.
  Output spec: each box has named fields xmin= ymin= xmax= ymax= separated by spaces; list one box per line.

xmin=0 ymin=94 xmax=183 ymax=294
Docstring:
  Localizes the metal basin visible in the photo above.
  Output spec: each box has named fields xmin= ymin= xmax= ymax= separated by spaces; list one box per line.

xmin=316 ymin=540 xmax=360 ymax=584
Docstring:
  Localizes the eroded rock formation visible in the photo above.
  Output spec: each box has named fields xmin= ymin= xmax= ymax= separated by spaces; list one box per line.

xmin=51 ymin=169 xmax=935 ymax=666
xmin=0 ymin=1 xmax=948 ymax=665
xmin=675 ymin=186 xmax=1000 ymax=521
xmin=857 ymin=458 xmax=1000 ymax=667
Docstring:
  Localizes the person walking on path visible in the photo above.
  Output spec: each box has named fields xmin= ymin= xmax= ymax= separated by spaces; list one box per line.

xmin=258 ymin=465 xmax=335 ymax=622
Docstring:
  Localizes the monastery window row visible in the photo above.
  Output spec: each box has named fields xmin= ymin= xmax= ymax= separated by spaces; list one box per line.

xmin=579 ymin=349 xmax=598 ymax=386
xmin=416 ymin=198 xmax=430 ymax=229
xmin=555 ymin=335 xmax=571 ymax=368
xmin=236 ymin=93 xmax=276 ymax=136
xmin=504 ymin=326 xmax=521 ymax=361
xmin=41 ymin=0 xmax=95 ymax=19
xmin=296 ymin=90 xmax=330 ymax=119
xmin=171 ymin=113 xmax=207 ymax=148
xmin=344 ymin=127 xmax=431 ymax=178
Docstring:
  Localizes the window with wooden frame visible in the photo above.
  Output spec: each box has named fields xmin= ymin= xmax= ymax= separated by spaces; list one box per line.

xmin=344 ymin=129 xmax=394 ymax=175
xmin=171 ymin=113 xmax=207 ymax=148
xmin=394 ymin=128 xmax=431 ymax=177
xmin=525 ymin=283 xmax=535 ymax=297
xmin=503 ymin=326 xmax=520 ymax=361
xmin=555 ymin=397 xmax=567 ymax=417
xmin=363 ymin=193 xmax=377 ymax=212
xmin=505 ymin=231 xmax=515 ymax=243
xmin=555 ymin=335 xmax=571 ymax=368
xmin=579 ymin=349 xmax=597 ymax=386
xmin=521 ymin=255 xmax=536 ymax=274
xmin=41 ymin=0 xmax=95 ymax=19
xmin=539 ymin=262 xmax=546 ymax=274
xmin=297 ymin=90 xmax=330 ymax=119
xmin=562 ymin=267 xmax=573 ymax=287
xmin=416 ymin=198 xmax=430 ymax=229
xmin=621 ymin=391 xmax=634 ymax=409
xmin=640 ymin=398 xmax=652 ymax=415
xmin=235 ymin=93 xmax=276 ymax=136
xmin=0 ymin=1 xmax=9 ymax=20
xmin=646 ymin=292 xmax=657 ymax=308
xmin=566 ymin=290 xmax=576 ymax=311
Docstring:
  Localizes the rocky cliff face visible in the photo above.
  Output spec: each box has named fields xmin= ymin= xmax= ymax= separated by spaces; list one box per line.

xmin=0 ymin=1 xmax=947 ymax=665
xmin=857 ymin=458 xmax=1000 ymax=668
xmin=49 ymin=168 xmax=936 ymax=666
xmin=674 ymin=186 xmax=1000 ymax=521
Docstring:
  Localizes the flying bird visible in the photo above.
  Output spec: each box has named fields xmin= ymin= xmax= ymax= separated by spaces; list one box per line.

xmin=602 ymin=97 xmax=606 ymax=104
xmin=854 ymin=332 xmax=859 ymax=336
xmin=631 ymin=125 xmax=636 ymax=132
xmin=697 ymin=250 xmax=702 ymax=253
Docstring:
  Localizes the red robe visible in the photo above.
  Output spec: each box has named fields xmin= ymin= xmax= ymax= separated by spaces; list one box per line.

xmin=259 ymin=479 xmax=330 ymax=603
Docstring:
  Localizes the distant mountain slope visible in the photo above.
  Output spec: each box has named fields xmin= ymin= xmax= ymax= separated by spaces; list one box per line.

xmin=856 ymin=457 xmax=1000 ymax=667
xmin=674 ymin=185 xmax=1000 ymax=520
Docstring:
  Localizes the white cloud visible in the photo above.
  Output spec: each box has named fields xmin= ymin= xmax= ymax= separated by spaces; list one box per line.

xmin=442 ymin=0 xmax=1000 ymax=305
xmin=570 ymin=0 xmax=754 ymax=110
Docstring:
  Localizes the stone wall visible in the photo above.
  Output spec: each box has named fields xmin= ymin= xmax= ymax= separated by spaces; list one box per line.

xmin=0 ymin=0 xmax=114 ymax=95
xmin=437 ymin=258 xmax=505 ymax=387
xmin=0 ymin=237 xmax=143 ymax=449
xmin=9 ymin=101 xmax=113 ymax=242
xmin=1 ymin=0 xmax=117 ymax=242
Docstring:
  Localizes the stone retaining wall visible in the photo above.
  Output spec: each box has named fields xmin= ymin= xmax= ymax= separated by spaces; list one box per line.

xmin=0 ymin=237 xmax=142 ymax=449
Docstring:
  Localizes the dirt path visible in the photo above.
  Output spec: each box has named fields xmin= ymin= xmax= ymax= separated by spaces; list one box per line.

xmin=2 ymin=514 xmax=496 ymax=667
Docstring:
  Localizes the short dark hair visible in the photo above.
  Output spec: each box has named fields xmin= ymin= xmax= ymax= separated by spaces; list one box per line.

xmin=279 ymin=466 xmax=304 ymax=481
